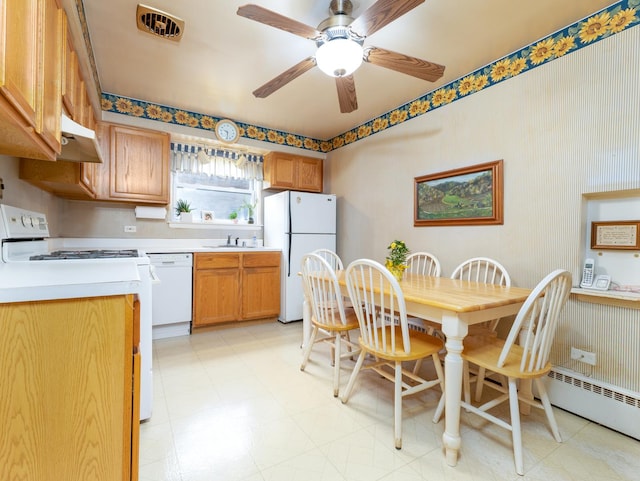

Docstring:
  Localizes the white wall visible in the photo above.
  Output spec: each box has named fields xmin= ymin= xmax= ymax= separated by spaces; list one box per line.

xmin=0 ymin=155 xmax=63 ymax=236
xmin=324 ymin=26 xmax=640 ymax=393
xmin=325 ymin=27 xmax=640 ymax=289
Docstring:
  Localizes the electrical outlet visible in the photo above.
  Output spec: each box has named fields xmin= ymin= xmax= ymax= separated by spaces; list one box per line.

xmin=570 ymin=347 xmax=597 ymax=366
xmin=124 ymin=225 xmax=137 ymax=233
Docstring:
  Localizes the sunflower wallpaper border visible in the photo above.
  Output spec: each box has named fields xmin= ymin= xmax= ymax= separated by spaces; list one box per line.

xmin=97 ymin=1 xmax=639 ymax=154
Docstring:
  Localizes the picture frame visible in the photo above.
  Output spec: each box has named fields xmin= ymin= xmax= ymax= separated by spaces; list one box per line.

xmin=202 ymin=210 xmax=215 ymax=222
xmin=414 ymin=160 xmax=504 ymax=226
xmin=590 ymin=220 xmax=640 ymax=250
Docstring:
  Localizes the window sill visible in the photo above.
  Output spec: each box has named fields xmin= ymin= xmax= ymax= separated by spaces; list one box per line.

xmin=169 ymin=221 xmax=262 ymax=230
xmin=570 ymin=287 xmax=640 ymax=310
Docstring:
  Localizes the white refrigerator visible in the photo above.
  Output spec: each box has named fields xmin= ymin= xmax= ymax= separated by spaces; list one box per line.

xmin=264 ymin=191 xmax=337 ymax=323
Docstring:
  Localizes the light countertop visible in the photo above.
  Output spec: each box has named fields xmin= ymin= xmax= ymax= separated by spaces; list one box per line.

xmin=52 ymin=238 xmax=281 ymax=255
xmin=0 ymin=260 xmax=141 ymax=303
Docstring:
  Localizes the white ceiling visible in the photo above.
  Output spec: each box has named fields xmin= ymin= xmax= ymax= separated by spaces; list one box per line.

xmin=71 ymin=0 xmax=615 ymax=141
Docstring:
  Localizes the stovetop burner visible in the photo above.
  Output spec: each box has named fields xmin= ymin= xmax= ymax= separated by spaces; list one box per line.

xmin=30 ymin=249 xmax=139 ymax=260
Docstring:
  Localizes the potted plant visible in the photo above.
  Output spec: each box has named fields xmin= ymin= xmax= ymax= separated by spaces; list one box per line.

xmin=175 ymin=199 xmax=194 ymax=222
xmin=385 ymin=239 xmax=410 ymax=282
xmin=229 ymin=210 xmax=238 ymax=223
xmin=242 ymin=200 xmax=257 ymax=224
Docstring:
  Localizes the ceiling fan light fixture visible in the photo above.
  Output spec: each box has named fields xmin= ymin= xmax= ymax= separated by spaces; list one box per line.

xmin=316 ymin=38 xmax=363 ymax=77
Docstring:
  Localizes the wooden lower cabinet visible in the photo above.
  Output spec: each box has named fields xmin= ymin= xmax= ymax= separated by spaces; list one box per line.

xmin=242 ymin=252 xmax=281 ymax=320
xmin=0 ymin=295 xmax=140 ymax=481
xmin=193 ymin=251 xmax=281 ymax=328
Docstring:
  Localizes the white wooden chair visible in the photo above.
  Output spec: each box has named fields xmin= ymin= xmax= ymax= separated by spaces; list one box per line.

xmin=451 ymin=256 xmax=511 ymax=400
xmin=312 ymin=248 xmax=344 ymax=271
xmin=300 ymin=253 xmax=360 ymax=397
xmin=341 ymin=259 xmax=445 ymax=449
xmin=406 ymin=251 xmax=441 ymax=276
xmin=404 ymin=251 xmax=443 ymax=352
xmin=459 ymin=269 xmax=572 ymax=475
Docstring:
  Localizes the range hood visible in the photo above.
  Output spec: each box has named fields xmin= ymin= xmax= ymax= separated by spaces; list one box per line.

xmin=59 ymin=113 xmax=103 ymax=163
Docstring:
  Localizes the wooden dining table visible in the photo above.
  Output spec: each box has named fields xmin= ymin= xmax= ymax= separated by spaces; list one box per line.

xmin=325 ymin=271 xmax=533 ymax=466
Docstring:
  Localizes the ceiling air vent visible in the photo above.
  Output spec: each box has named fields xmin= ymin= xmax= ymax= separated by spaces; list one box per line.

xmin=136 ymin=4 xmax=184 ymax=41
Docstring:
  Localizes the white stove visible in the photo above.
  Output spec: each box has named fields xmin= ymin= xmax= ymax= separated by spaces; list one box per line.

xmin=0 ymin=203 xmax=154 ymax=421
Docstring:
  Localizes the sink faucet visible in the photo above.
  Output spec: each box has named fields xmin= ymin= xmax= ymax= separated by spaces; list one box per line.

xmin=226 ymin=234 xmax=231 ymax=245
xmin=235 ymin=237 xmax=239 ymax=246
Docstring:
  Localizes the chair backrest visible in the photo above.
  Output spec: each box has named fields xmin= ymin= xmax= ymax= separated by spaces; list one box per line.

xmin=345 ymin=259 xmax=411 ymax=355
xmin=450 ymin=257 xmax=511 ymax=287
xmin=301 ymin=253 xmax=351 ymax=328
xmin=312 ymin=248 xmax=344 ymax=271
xmin=406 ymin=251 xmax=441 ymax=276
xmin=499 ymin=269 xmax=572 ymax=372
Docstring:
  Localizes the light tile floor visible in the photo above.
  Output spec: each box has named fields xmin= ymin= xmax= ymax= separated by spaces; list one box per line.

xmin=140 ymin=320 xmax=640 ymax=481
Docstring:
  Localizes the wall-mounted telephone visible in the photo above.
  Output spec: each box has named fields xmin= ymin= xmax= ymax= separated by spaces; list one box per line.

xmin=580 ymin=258 xmax=611 ymax=290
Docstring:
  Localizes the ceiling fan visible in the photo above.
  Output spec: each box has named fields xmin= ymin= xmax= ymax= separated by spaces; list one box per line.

xmin=237 ymin=0 xmax=445 ymax=113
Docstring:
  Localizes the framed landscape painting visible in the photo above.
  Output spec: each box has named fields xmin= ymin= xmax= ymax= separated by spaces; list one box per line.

xmin=414 ymin=160 xmax=504 ymax=226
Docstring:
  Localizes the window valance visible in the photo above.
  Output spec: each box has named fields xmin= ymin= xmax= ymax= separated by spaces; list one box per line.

xmin=170 ymin=142 xmax=263 ymax=180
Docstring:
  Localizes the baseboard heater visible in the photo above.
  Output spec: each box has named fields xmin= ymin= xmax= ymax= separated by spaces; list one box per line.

xmin=542 ymin=367 xmax=640 ymax=441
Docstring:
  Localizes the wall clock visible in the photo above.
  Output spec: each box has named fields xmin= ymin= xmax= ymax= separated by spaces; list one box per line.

xmin=215 ymin=119 xmax=240 ymax=143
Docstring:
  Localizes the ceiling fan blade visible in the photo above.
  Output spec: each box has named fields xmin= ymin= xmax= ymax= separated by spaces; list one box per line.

xmin=335 ymin=75 xmax=358 ymax=113
xmin=252 ymin=57 xmax=317 ymax=98
xmin=364 ymin=46 xmax=445 ymax=82
xmin=349 ymin=0 xmax=425 ymax=38
xmin=237 ymin=4 xmax=321 ymax=40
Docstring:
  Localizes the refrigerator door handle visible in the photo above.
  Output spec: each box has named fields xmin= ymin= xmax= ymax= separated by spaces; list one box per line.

xmin=287 ymin=232 xmax=292 ymax=277
xmin=287 ymin=192 xmax=292 ymax=277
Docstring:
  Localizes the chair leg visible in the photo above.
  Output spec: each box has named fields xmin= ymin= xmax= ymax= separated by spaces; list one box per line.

xmin=432 ymin=353 xmax=446 ymax=423
xmin=534 ymin=378 xmax=562 ymax=442
xmin=333 ymin=332 xmax=341 ymax=397
xmin=412 ymin=358 xmax=423 ymax=375
xmin=508 ymin=377 xmax=524 ymax=476
xmin=300 ymin=326 xmax=319 ymax=371
xmin=474 ymin=366 xmax=487 ymax=401
xmin=341 ymin=350 xmax=366 ymax=403
xmin=394 ymin=361 xmax=403 ymax=449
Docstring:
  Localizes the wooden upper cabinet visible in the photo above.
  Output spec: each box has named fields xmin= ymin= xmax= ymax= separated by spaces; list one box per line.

xmin=0 ymin=0 xmax=63 ymax=161
xmin=0 ymin=0 xmax=40 ymax=127
xmin=106 ymin=124 xmax=170 ymax=204
xmin=39 ymin=0 xmax=63 ymax=154
xmin=263 ymin=151 xmax=323 ymax=193
xmin=61 ymin=17 xmax=78 ymax=119
xmin=19 ymin=157 xmax=96 ymax=199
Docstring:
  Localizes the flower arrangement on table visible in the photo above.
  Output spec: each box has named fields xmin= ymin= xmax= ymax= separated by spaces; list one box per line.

xmin=385 ymin=240 xmax=410 ymax=281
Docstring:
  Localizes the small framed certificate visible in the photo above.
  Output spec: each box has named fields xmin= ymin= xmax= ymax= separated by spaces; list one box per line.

xmin=590 ymin=220 xmax=640 ymax=250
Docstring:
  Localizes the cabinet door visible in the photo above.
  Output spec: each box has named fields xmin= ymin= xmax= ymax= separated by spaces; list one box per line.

xmin=297 ymin=156 xmax=323 ymax=192
xmin=0 ymin=0 xmax=40 ymax=127
xmin=265 ymin=152 xmax=297 ymax=189
xmin=61 ymin=18 xmax=77 ymax=118
xmin=0 ymin=0 xmax=58 ymax=161
xmin=242 ymin=266 xmax=281 ymax=319
xmin=39 ymin=0 xmax=62 ymax=154
xmin=193 ymin=268 xmax=240 ymax=326
xmin=0 ymin=295 xmax=136 ymax=481
xmin=241 ymin=252 xmax=281 ymax=320
xmin=109 ymin=124 xmax=170 ymax=203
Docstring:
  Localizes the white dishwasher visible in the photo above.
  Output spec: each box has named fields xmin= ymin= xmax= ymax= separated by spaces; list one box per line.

xmin=148 ymin=253 xmax=193 ymax=339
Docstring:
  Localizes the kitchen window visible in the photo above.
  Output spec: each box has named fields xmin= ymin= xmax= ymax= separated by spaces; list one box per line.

xmin=170 ymin=142 xmax=264 ymax=224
